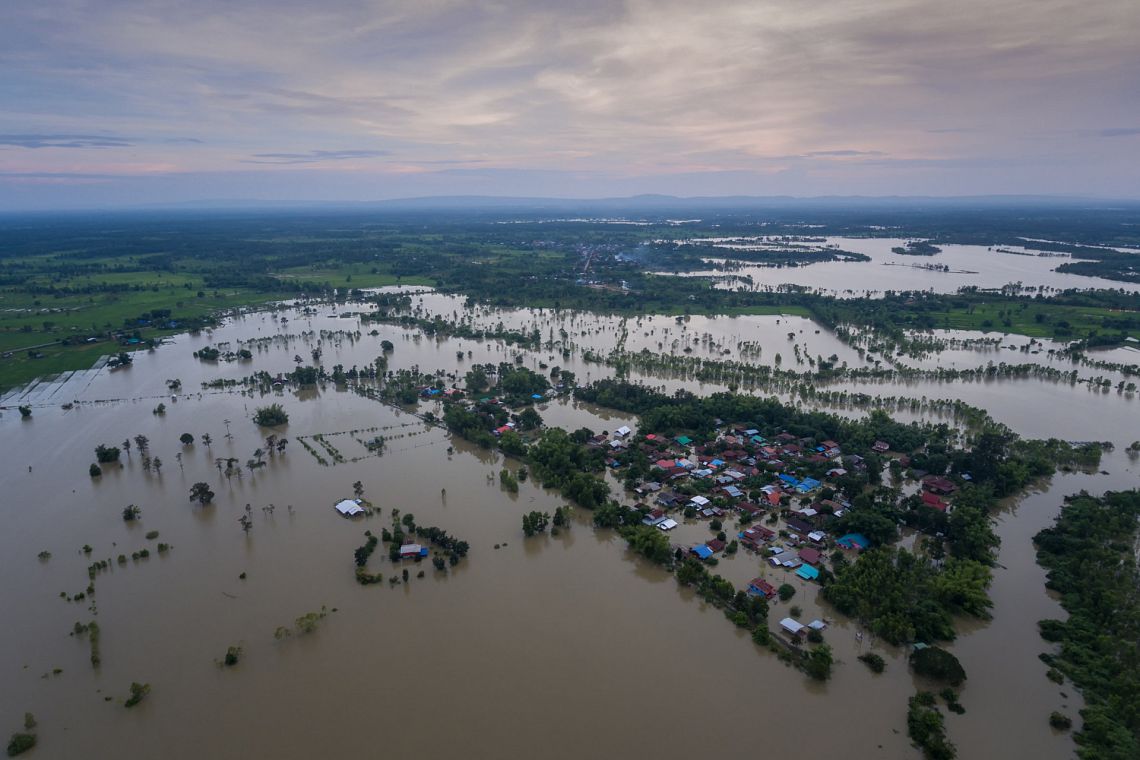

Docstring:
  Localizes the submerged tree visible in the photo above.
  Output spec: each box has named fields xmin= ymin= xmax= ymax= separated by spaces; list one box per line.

xmin=253 ymin=404 xmax=289 ymax=427
xmin=124 ymin=682 xmax=150 ymax=708
xmin=189 ymin=482 xmax=215 ymax=505
xmin=94 ymin=444 xmax=121 ymax=464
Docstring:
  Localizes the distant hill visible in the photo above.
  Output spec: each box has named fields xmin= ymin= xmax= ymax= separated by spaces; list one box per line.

xmin=129 ymin=193 xmax=1140 ymax=214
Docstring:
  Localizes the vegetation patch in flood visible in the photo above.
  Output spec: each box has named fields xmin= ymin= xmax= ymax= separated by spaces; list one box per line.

xmin=1033 ymin=489 xmax=1140 ymax=758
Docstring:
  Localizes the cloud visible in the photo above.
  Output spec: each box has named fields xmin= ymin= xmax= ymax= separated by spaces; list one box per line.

xmin=0 ymin=134 xmax=133 ymax=149
xmin=1 ymin=0 xmax=1138 ymax=199
xmin=1097 ymin=128 xmax=1140 ymax=138
xmin=244 ymin=149 xmax=392 ymax=164
xmin=803 ymin=150 xmax=887 ymax=158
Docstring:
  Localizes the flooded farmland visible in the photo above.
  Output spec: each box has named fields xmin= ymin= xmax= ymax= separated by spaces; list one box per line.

xmin=1 ymin=291 xmax=1137 ymax=759
xmin=662 ymin=236 xmax=1140 ymax=296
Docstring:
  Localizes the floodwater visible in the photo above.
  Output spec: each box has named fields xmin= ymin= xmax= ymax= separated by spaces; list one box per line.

xmin=658 ymin=237 xmax=1140 ymax=296
xmin=1 ymin=294 xmax=1135 ymax=759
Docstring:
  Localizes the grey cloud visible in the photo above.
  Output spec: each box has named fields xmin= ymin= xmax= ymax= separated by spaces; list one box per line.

xmin=803 ymin=150 xmax=887 ymax=158
xmin=1098 ymin=128 xmax=1140 ymax=138
xmin=244 ymin=149 xmax=392 ymax=164
xmin=0 ymin=133 xmax=133 ymax=148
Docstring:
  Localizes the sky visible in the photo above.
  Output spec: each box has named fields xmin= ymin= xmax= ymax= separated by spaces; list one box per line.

xmin=1 ymin=0 xmax=1139 ymax=209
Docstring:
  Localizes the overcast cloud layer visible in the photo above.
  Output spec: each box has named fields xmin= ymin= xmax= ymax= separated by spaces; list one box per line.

xmin=1 ymin=0 xmax=1138 ymax=208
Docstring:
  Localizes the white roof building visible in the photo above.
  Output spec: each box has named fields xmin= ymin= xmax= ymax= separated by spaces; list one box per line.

xmin=690 ymin=495 xmax=710 ymax=507
xmin=334 ymin=499 xmax=365 ymax=517
xmin=780 ymin=618 xmax=806 ymax=635
xmin=615 ymin=426 xmax=632 ymax=437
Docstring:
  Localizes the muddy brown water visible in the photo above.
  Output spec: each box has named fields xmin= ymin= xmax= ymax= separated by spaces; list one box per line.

xmin=2 ymin=297 xmax=1136 ymax=758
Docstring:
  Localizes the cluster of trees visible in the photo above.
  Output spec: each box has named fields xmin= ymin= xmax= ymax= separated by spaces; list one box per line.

xmin=526 ymin=428 xmax=609 ymax=508
xmin=189 ymin=482 xmax=215 ymax=505
xmin=1033 ymin=489 xmax=1140 ymax=758
xmin=521 ymin=511 xmax=550 ymax=536
xmin=252 ymin=403 xmax=289 ymax=427
xmin=911 ymin=647 xmax=967 ymax=686
xmin=907 ymin=691 xmax=956 ymax=760
xmin=823 ymin=549 xmax=991 ymax=645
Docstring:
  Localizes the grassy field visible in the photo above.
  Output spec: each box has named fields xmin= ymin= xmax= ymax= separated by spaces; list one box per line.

xmin=921 ymin=302 xmax=1139 ymax=340
xmin=273 ymin=266 xmax=434 ymax=289
xmin=0 ymin=251 xmax=434 ymax=393
xmin=0 ymin=286 xmax=291 ymax=393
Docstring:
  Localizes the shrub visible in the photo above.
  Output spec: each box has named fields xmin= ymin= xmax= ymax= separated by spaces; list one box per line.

xmin=6 ymin=733 xmax=36 ymax=756
xmin=911 ymin=646 xmax=967 ymax=687
xmin=858 ymin=652 xmax=886 ymax=673
xmin=253 ymin=404 xmax=289 ymax=427
xmin=94 ymin=444 xmax=121 ymax=463
xmin=89 ymin=463 xmax=102 ymax=477
xmin=778 ymin=583 xmax=796 ymax=601
xmin=803 ymin=644 xmax=833 ymax=681
xmin=124 ymin=681 xmax=151 ymax=707
xmin=1048 ymin=712 xmax=1072 ymax=731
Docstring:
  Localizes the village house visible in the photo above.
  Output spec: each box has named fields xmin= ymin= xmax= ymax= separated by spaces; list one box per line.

xmin=798 ymin=547 xmax=823 ymax=565
xmin=786 ymin=517 xmax=813 ymax=534
xmin=922 ymin=475 xmax=958 ymax=496
xmin=921 ymin=490 xmax=949 ymax=511
xmin=747 ymin=578 xmax=777 ymax=599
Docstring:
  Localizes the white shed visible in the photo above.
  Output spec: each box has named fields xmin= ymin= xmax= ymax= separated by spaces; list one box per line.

xmin=334 ymin=499 xmax=365 ymax=517
xmin=779 ymin=617 xmax=806 ymax=636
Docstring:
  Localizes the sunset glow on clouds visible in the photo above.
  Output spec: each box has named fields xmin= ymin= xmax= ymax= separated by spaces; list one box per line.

xmin=1 ymin=0 xmax=1138 ymax=207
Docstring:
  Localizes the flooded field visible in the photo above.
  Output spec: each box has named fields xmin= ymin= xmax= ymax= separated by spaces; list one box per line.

xmin=660 ymin=237 xmax=1140 ymax=296
xmin=1 ymin=292 xmax=1136 ymax=758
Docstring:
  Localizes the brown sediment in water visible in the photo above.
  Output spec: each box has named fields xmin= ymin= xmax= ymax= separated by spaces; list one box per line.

xmin=2 ymin=296 xmax=1134 ymax=758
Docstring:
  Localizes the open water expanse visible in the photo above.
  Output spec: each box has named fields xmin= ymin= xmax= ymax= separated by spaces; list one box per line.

xmin=1 ymin=285 xmax=1137 ymax=759
xmin=660 ymin=236 xmax=1140 ymax=296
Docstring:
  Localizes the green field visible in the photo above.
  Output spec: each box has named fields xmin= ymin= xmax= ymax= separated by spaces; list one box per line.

xmin=921 ymin=302 xmax=1139 ymax=340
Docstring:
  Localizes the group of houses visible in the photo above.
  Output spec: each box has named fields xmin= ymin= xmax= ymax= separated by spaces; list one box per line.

xmin=620 ymin=424 xmax=934 ymax=598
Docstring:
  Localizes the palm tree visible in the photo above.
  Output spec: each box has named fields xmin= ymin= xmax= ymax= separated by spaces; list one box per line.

xmin=175 ymin=452 xmax=183 ymax=471
xmin=202 ymin=433 xmax=213 ymax=448
xmin=152 ymin=457 xmax=163 ymax=474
